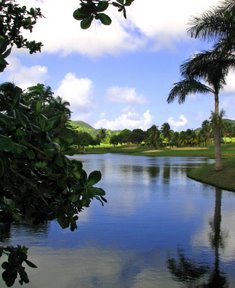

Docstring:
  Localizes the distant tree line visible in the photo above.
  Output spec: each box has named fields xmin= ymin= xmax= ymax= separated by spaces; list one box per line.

xmin=67 ymin=118 xmax=235 ymax=150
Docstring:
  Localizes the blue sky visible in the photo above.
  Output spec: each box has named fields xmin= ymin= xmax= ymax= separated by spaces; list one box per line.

xmin=2 ymin=0 xmax=235 ymax=131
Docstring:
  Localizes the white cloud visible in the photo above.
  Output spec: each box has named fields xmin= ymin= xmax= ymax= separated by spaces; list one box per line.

xmin=94 ymin=109 xmax=152 ymax=130
xmin=221 ymin=95 xmax=235 ymax=120
xmin=4 ymin=57 xmax=48 ymax=89
xmin=224 ymin=71 xmax=235 ymax=93
xmin=106 ymin=86 xmax=147 ymax=104
xmin=168 ymin=114 xmax=188 ymax=130
xmin=20 ymin=0 xmax=141 ymax=57
xmin=127 ymin=0 xmax=220 ymax=50
xmin=18 ymin=0 xmax=220 ymax=56
xmin=192 ymin=208 xmax=235 ymax=262
xmin=55 ymin=73 xmax=94 ymax=118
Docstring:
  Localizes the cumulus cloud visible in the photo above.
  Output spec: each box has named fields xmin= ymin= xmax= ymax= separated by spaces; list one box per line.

xmin=94 ymin=109 xmax=152 ymax=130
xmin=221 ymin=96 xmax=235 ymax=120
xmin=128 ymin=0 xmax=219 ymax=37
xmin=106 ymin=86 xmax=147 ymax=104
xmin=192 ymin=208 xmax=235 ymax=262
xmin=224 ymin=71 xmax=235 ymax=93
xmin=20 ymin=0 xmax=141 ymax=57
xmin=55 ymin=73 xmax=94 ymax=119
xmin=168 ymin=114 xmax=188 ymax=130
xmin=18 ymin=0 xmax=220 ymax=56
xmin=4 ymin=57 xmax=48 ymax=89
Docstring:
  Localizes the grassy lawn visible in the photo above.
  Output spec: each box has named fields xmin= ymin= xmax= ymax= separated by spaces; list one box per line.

xmin=85 ymin=143 xmax=235 ymax=158
xmin=188 ymin=159 xmax=235 ymax=192
xmin=81 ymin=143 xmax=235 ymax=192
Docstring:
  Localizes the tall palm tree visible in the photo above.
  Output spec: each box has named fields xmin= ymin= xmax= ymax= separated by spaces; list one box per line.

xmin=188 ymin=0 xmax=235 ymax=53
xmin=167 ymin=50 xmax=235 ymax=171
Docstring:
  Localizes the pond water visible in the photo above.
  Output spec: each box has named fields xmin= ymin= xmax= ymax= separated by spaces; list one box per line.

xmin=1 ymin=154 xmax=235 ymax=287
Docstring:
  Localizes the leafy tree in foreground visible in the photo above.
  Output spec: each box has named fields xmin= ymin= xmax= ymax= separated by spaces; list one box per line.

xmin=0 ymin=1 xmax=134 ymax=285
xmin=0 ymin=82 xmax=107 ymax=286
xmin=0 ymin=0 xmax=135 ymax=71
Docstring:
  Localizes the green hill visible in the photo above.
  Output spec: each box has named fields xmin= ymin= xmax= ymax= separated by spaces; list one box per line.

xmin=71 ymin=120 xmax=95 ymax=130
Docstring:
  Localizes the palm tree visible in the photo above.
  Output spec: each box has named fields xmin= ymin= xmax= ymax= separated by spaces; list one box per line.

xmin=188 ymin=0 xmax=235 ymax=54
xmin=161 ymin=122 xmax=172 ymax=144
xmin=167 ymin=50 xmax=235 ymax=171
xmin=146 ymin=125 xmax=160 ymax=148
xmin=200 ymin=120 xmax=213 ymax=146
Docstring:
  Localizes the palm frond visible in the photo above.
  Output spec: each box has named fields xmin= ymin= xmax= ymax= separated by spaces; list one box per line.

xmin=180 ymin=50 xmax=235 ymax=91
xmin=167 ymin=79 xmax=213 ymax=104
xmin=188 ymin=0 xmax=235 ymax=41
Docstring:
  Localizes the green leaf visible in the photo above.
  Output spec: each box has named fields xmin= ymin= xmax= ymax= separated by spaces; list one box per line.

xmin=73 ymin=9 xmax=87 ymax=20
xmin=97 ymin=13 xmax=112 ymax=25
xmin=87 ymin=170 xmax=102 ymax=186
xmin=2 ymin=269 xmax=17 ymax=287
xmin=2 ymin=47 xmax=12 ymax=59
xmin=81 ymin=15 xmax=94 ymax=29
xmin=19 ymin=268 xmax=29 ymax=284
xmin=90 ymin=187 xmax=106 ymax=196
xmin=112 ymin=2 xmax=123 ymax=8
xmin=124 ymin=0 xmax=134 ymax=6
xmin=25 ymin=260 xmax=37 ymax=268
xmin=0 ymin=36 xmax=7 ymax=54
xmin=70 ymin=193 xmax=79 ymax=203
xmin=97 ymin=1 xmax=109 ymax=12
xmin=35 ymin=101 xmax=42 ymax=113
xmin=26 ymin=149 xmax=35 ymax=160
xmin=0 ymin=135 xmax=13 ymax=152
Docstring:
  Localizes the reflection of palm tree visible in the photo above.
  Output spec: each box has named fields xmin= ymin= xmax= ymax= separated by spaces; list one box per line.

xmin=167 ymin=188 xmax=228 ymax=287
xmin=206 ymin=187 xmax=228 ymax=288
xmin=147 ymin=166 xmax=160 ymax=180
xmin=167 ymin=249 xmax=209 ymax=287
xmin=162 ymin=166 xmax=171 ymax=183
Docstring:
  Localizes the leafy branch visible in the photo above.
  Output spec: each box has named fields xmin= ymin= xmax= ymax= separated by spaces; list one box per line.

xmin=73 ymin=0 xmax=135 ymax=29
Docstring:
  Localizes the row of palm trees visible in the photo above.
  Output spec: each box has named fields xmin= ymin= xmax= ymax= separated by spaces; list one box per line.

xmin=167 ymin=0 xmax=235 ymax=171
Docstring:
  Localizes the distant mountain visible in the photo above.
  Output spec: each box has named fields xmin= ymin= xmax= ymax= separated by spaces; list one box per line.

xmin=223 ymin=118 xmax=235 ymax=125
xmin=72 ymin=120 xmax=95 ymax=130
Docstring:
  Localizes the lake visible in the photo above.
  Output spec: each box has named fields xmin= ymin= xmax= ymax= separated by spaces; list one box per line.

xmin=1 ymin=154 xmax=235 ymax=287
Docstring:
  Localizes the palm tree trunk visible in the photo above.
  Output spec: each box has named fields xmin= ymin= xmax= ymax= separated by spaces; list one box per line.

xmin=214 ymin=92 xmax=222 ymax=171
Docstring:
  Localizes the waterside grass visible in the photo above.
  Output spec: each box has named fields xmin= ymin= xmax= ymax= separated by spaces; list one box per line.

xmin=85 ymin=143 xmax=235 ymax=158
xmin=188 ymin=159 xmax=235 ymax=192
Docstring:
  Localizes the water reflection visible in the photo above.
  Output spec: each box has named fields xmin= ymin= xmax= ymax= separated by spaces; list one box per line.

xmin=168 ymin=187 xmax=229 ymax=287
xmin=1 ymin=155 xmax=235 ymax=287
xmin=207 ymin=187 xmax=228 ymax=288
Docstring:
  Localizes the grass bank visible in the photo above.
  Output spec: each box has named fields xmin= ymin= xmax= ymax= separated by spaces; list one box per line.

xmin=85 ymin=143 xmax=235 ymax=158
xmin=188 ymin=159 xmax=235 ymax=192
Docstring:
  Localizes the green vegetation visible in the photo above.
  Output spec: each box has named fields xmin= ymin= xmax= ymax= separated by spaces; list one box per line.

xmin=1 ymin=0 xmax=235 ymax=286
xmin=188 ymin=159 xmax=235 ymax=192
xmin=84 ymin=142 xmax=235 ymax=158
xmin=0 ymin=1 xmax=134 ymax=286
xmin=67 ymin=117 xmax=235 ymax=154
